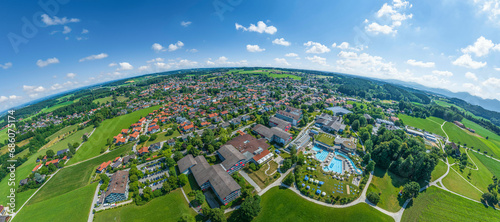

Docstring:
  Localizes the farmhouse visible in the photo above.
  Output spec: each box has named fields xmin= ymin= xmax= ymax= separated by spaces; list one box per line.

xmin=103 ymin=170 xmax=129 ymax=203
xmin=56 ymin=148 xmax=70 ymax=156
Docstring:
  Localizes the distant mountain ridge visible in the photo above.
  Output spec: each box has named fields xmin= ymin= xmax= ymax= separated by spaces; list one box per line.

xmin=381 ymin=79 xmax=500 ymax=113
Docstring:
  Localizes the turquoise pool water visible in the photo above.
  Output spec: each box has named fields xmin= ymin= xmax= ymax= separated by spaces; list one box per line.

xmin=312 ymin=144 xmax=362 ymax=174
xmin=324 ymin=158 xmax=343 ymax=173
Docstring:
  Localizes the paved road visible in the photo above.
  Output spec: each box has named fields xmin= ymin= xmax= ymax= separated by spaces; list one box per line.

xmin=87 ymin=182 xmax=101 ymax=222
xmin=239 ymin=171 xmax=262 ymax=193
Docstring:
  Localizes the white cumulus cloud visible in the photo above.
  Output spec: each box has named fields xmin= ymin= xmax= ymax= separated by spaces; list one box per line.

xmin=306 ymin=55 xmax=327 ymax=66
xmin=79 ymin=53 xmax=108 ymax=62
xmin=37 ymin=57 xmax=59 ymax=67
xmin=235 ymin=21 xmax=277 ymax=34
xmin=168 ymin=41 xmax=184 ymax=51
xmin=452 ymin=54 xmax=487 ymax=69
xmin=304 ymin=41 xmax=330 ymax=54
xmin=180 ymin=21 xmax=192 ymax=27
xmin=406 ymin=59 xmax=435 ymax=68
xmin=274 ymin=58 xmax=290 ymax=66
xmin=272 ymin=38 xmax=290 ymax=46
xmin=41 ymin=14 xmax=80 ymax=26
xmin=465 ymin=72 xmax=478 ymax=81
xmin=66 ymin=73 xmax=77 ymax=79
xmin=246 ymin=44 xmax=265 ymax=52
xmin=432 ymin=70 xmax=454 ymax=77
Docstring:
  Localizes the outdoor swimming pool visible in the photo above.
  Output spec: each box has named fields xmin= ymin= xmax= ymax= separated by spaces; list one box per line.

xmin=312 ymin=144 xmax=362 ymax=174
xmin=324 ymin=158 xmax=343 ymax=173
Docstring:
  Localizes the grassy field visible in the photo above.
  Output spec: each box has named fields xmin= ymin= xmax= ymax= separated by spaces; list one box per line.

xmin=398 ymin=114 xmax=445 ymax=137
xmin=0 ymin=126 xmax=95 ymax=206
xmin=68 ymin=105 xmax=160 ymax=164
xmin=443 ymin=122 xmax=500 ymax=158
xmin=449 ymin=149 xmax=493 ymax=193
xmin=42 ymin=126 xmax=93 ymax=152
xmin=252 ymin=187 xmax=393 ymax=222
xmin=47 ymin=124 xmax=79 ymax=141
xmin=94 ymin=189 xmax=198 ymax=222
xmin=441 ymin=168 xmax=483 ymax=201
xmin=234 ymin=70 xmax=302 ymax=80
xmin=402 ymin=186 xmax=500 ymax=222
xmin=13 ymin=183 xmax=98 ymax=222
xmin=367 ymin=167 xmax=407 ymax=212
xmin=430 ymin=160 xmax=447 ymax=181
xmin=0 ymin=128 xmax=8 ymax=143
xmin=246 ymin=161 xmax=279 ymax=189
xmin=471 ymin=151 xmax=500 ymax=178
xmin=93 ymin=96 xmax=128 ymax=105
xmin=315 ymin=133 xmax=335 ymax=146
xmin=28 ymin=143 xmax=132 ymax=205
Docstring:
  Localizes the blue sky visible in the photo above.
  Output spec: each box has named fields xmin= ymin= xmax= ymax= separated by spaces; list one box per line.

xmin=1 ymin=0 xmax=500 ymax=111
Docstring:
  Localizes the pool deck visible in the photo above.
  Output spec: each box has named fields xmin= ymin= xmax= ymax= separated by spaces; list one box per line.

xmin=311 ymin=146 xmax=362 ymax=175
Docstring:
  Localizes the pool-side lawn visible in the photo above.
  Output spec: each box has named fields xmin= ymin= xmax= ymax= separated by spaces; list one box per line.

xmin=402 ymin=186 xmax=500 ymax=222
xmin=94 ymin=189 xmax=198 ymax=222
xmin=315 ymin=133 xmax=335 ymax=146
xmin=252 ymin=187 xmax=393 ymax=222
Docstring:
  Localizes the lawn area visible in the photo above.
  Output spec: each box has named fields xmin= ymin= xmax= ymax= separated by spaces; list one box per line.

xmin=93 ymin=96 xmax=128 ymax=104
xmin=471 ymin=151 xmax=500 ymax=178
xmin=449 ymin=149 xmax=493 ymax=193
xmin=13 ymin=183 xmax=98 ymax=222
xmin=42 ymin=126 xmax=93 ymax=152
xmin=28 ymin=143 xmax=132 ymax=205
xmin=94 ymin=189 xmax=199 ymax=222
xmin=233 ymin=70 xmax=302 ymax=80
xmin=430 ymin=160 xmax=447 ymax=182
xmin=441 ymin=168 xmax=483 ymax=201
xmin=245 ymin=161 xmax=279 ymax=189
xmin=251 ymin=187 xmax=393 ymax=222
xmin=41 ymin=100 xmax=74 ymax=113
xmin=68 ymin=105 xmax=160 ymax=164
xmin=398 ymin=114 xmax=445 ymax=137
xmin=367 ymin=167 xmax=407 ymax=212
xmin=402 ymin=186 xmax=500 ymax=222
xmin=0 ymin=128 xmax=8 ymax=143
xmin=0 ymin=126 xmax=96 ymax=206
xmin=443 ymin=122 xmax=500 ymax=159
xmin=47 ymin=124 xmax=79 ymax=141
xmin=296 ymin=159 xmax=361 ymax=202
xmin=315 ymin=133 xmax=335 ymax=146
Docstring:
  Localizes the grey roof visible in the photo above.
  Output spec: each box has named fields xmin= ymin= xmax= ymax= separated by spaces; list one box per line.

xmin=326 ymin=106 xmax=352 ymax=115
xmin=177 ymin=154 xmax=197 ymax=173
xmin=271 ymin=127 xmax=292 ymax=140
xmin=324 ymin=117 xmax=346 ymax=132
xmin=269 ymin=116 xmax=290 ymax=130
xmin=57 ymin=148 xmax=70 ymax=156
xmin=218 ymin=145 xmax=246 ymax=170
xmin=189 ymin=156 xmax=241 ymax=198
xmin=209 ymin=165 xmax=241 ymax=198
xmin=276 ymin=110 xmax=300 ymax=121
xmin=191 ymin=155 xmax=212 ymax=186
xmin=122 ymin=154 xmax=136 ymax=164
xmin=252 ymin=124 xmax=275 ymax=139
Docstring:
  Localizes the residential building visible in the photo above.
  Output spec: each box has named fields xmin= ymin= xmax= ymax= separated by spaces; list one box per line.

xmin=104 ymin=170 xmax=129 ymax=203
